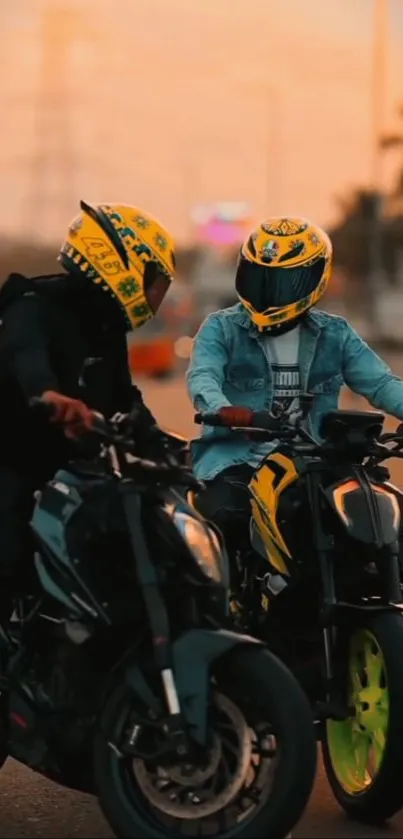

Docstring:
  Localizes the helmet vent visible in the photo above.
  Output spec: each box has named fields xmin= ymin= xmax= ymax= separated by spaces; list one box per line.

xmin=278 ymin=241 xmax=306 ymax=262
xmin=246 ymin=234 xmax=257 ymax=257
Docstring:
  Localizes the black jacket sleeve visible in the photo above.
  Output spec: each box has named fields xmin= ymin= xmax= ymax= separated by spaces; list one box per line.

xmin=111 ymin=330 xmax=157 ymax=431
xmin=3 ymin=294 xmax=60 ymax=399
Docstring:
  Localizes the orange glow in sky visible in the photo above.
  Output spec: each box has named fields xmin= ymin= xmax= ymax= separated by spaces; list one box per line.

xmin=0 ymin=0 xmax=402 ymax=242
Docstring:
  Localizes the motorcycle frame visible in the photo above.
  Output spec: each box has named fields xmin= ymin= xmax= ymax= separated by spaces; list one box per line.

xmin=19 ymin=441 xmax=263 ymax=759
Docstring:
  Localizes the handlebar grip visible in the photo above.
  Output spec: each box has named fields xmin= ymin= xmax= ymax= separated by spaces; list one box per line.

xmin=29 ymin=396 xmax=55 ymax=418
xmin=30 ymin=398 xmax=109 ymax=436
xmin=194 ymin=413 xmax=225 ymax=427
xmin=194 ymin=411 xmax=283 ymax=430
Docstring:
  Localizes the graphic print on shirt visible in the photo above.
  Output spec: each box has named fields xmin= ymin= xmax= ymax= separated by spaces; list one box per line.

xmin=259 ymin=326 xmax=302 ymax=420
xmin=271 ymin=363 xmax=301 ymax=418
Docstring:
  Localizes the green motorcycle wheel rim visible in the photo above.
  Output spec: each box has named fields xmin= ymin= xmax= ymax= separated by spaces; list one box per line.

xmin=326 ymin=628 xmax=389 ymax=795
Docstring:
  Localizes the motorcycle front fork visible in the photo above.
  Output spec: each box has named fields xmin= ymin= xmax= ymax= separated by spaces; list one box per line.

xmin=316 ymin=545 xmax=352 ymax=722
xmin=376 ymin=546 xmax=403 ymax=604
xmin=318 ymin=544 xmax=403 ymax=724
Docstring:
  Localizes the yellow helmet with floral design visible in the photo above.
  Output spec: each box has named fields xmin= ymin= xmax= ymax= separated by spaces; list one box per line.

xmin=235 ymin=216 xmax=332 ymax=330
xmin=59 ymin=200 xmax=176 ymax=330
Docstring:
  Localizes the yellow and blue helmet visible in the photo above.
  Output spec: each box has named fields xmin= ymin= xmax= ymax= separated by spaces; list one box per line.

xmin=59 ymin=200 xmax=176 ymax=330
xmin=236 ymin=216 xmax=332 ymax=330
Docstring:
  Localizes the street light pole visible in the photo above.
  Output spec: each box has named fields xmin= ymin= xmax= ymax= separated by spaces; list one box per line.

xmin=367 ymin=0 xmax=388 ymax=338
xmin=225 ymin=76 xmax=282 ymax=216
xmin=247 ymin=82 xmax=283 ymax=214
xmin=181 ymin=154 xmax=199 ymax=243
xmin=263 ymin=84 xmax=283 ymax=213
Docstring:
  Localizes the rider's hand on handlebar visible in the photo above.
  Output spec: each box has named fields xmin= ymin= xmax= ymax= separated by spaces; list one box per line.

xmin=41 ymin=391 xmax=94 ymax=440
xmin=216 ymin=406 xmax=285 ymax=433
xmin=217 ymin=406 xmax=254 ymax=427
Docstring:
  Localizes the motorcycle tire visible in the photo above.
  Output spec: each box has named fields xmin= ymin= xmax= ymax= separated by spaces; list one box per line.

xmin=94 ymin=645 xmax=317 ymax=838
xmin=323 ymin=612 xmax=403 ymax=824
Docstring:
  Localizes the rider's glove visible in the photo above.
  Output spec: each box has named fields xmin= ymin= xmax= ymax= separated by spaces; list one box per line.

xmin=218 ymin=406 xmax=254 ymax=427
xmin=41 ymin=390 xmax=94 ymax=439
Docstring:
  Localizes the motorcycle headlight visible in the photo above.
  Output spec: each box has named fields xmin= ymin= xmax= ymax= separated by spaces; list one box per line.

xmin=172 ymin=511 xmax=223 ymax=583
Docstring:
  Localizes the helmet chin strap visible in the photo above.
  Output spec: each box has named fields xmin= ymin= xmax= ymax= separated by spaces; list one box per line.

xmin=258 ymin=312 xmax=307 ymax=337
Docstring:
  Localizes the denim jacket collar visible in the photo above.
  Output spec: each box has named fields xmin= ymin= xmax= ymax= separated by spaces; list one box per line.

xmin=231 ymin=303 xmax=324 ymax=392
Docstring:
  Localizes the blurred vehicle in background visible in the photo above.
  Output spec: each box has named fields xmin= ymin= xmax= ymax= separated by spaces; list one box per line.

xmin=128 ymin=318 xmax=176 ymax=380
xmin=128 ymin=282 xmax=196 ymax=379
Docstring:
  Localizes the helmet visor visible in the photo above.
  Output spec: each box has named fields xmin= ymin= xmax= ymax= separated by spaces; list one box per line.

xmin=144 ymin=261 xmax=172 ymax=314
xmin=236 ymin=257 xmax=325 ymax=312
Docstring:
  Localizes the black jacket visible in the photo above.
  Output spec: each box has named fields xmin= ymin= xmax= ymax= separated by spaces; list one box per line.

xmin=0 ymin=272 xmax=156 ymax=477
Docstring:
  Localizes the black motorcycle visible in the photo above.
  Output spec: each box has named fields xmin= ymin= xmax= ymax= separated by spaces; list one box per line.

xmin=0 ymin=399 xmax=317 ymax=839
xmin=195 ymin=405 xmax=403 ymax=825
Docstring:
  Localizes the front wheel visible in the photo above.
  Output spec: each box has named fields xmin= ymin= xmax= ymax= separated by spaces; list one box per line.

xmin=323 ymin=612 xmax=403 ymax=824
xmin=94 ymin=646 xmax=317 ymax=838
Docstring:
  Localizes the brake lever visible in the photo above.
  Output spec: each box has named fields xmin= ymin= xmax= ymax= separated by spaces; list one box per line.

xmin=379 ymin=433 xmax=397 ymax=445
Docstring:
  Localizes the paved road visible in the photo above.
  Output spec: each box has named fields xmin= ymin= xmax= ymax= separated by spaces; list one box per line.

xmin=3 ymin=363 xmax=403 ymax=838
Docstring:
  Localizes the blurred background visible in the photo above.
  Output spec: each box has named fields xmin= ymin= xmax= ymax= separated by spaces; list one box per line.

xmin=4 ymin=8 xmax=403 ymax=833
xmin=1 ymin=0 xmax=403 ymax=380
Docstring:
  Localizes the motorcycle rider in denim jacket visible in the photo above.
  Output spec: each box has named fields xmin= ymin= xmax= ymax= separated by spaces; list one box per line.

xmin=186 ymin=216 xmax=403 ymax=563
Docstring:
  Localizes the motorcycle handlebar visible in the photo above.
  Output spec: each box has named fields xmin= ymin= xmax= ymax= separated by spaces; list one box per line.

xmin=194 ymin=410 xmax=403 ymax=461
xmin=29 ymin=397 xmax=128 ymax=446
xmin=194 ymin=411 xmax=283 ymax=431
xmin=194 ymin=412 xmax=225 ymax=427
xmin=30 ymin=398 xmax=203 ymax=490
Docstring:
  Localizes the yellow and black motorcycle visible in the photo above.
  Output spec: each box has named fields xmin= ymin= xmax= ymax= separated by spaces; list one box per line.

xmin=195 ymin=405 xmax=403 ymax=825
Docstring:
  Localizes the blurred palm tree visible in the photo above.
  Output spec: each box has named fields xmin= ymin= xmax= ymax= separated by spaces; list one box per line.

xmin=328 ymin=99 xmax=403 ymax=291
xmin=380 ymin=103 xmax=403 ymax=203
xmin=329 ymin=189 xmax=398 ymax=288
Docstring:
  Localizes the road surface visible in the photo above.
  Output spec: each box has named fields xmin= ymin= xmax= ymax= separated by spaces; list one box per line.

xmin=3 ymin=362 xmax=403 ymax=838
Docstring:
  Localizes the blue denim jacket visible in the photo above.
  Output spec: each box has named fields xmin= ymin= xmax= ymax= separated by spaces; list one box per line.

xmin=186 ymin=303 xmax=403 ymax=481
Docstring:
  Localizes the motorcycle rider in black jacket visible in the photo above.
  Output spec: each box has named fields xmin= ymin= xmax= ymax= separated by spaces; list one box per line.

xmin=0 ymin=200 xmax=177 ymax=622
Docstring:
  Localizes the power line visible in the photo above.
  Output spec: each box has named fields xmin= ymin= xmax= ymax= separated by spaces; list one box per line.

xmin=24 ymin=1 xmax=85 ymax=236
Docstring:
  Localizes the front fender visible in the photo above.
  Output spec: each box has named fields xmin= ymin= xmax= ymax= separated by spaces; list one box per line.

xmin=172 ymin=628 xmax=263 ymax=745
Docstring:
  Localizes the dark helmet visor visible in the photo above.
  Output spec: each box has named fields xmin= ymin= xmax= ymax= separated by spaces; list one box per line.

xmin=143 ymin=261 xmax=172 ymax=314
xmin=236 ymin=257 xmax=325 ymax=312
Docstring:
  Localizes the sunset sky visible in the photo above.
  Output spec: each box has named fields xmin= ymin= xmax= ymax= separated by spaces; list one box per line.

xmin=1 ymin=0 xmax=403 ymax=243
